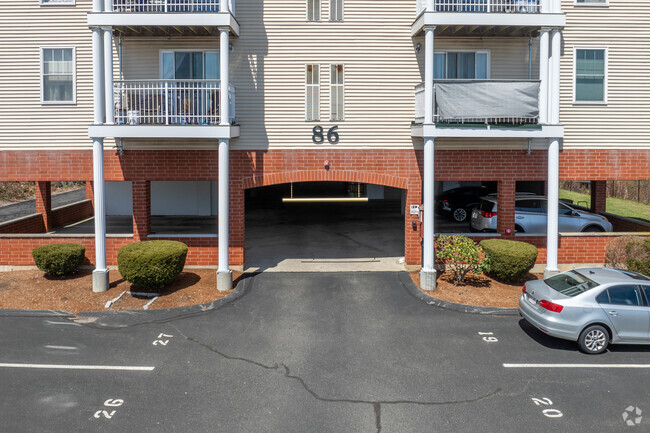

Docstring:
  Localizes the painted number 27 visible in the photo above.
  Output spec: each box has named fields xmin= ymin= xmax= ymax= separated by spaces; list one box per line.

xmin=153 ymin=333 xmax=173 ymax=346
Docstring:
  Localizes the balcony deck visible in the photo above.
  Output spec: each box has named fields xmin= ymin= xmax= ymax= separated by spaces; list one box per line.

xmin=87 ymin=0 xmax=239 ymax=36
xmin=412 ymin=0 xmax=565 ymax=36
xmin=88 ymin=80 xmax=239 ymax=139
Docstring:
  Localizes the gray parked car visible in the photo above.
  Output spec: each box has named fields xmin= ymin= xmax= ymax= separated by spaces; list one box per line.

xmin=470 ymin=194 xmax=613 ymax=233
xmin=519 ymin=267 xmax=650 ymax=354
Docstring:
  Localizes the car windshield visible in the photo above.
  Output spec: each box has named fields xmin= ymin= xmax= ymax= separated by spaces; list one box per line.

xmin=544 ymin=270 xmax=599 ymax=297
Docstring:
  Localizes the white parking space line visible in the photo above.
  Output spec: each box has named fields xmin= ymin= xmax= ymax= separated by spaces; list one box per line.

xmin=44 ymin=345 xmax=77 ymax=350
xmin=504 ymin=363 xmax=650 ymax=369
xmin=0 ymin=363 xmax=154 ymax=371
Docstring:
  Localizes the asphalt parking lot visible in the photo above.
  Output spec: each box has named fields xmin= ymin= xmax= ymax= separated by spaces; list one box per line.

xmin=1 ymin=272 xmax=648 ymax=432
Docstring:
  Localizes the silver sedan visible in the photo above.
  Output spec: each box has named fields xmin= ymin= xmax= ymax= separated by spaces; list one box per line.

xmin=519 ymin=267 xmax=650 ymax=354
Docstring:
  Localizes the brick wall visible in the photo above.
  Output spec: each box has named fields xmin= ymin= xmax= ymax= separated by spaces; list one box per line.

xmin=0 ymin=215 xmax=44 ymax=234
xmin=51 ymin=200 xmax=94 ymax=228
xmin=1 ymin=148 xmax=649 ymax=267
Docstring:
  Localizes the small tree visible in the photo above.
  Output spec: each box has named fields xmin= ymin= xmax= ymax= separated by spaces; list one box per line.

xmin=435 ymin=235 xmax=490 ymax=285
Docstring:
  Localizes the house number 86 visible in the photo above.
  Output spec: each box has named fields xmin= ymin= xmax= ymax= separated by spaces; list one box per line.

xmin=312 ymin=126 xmax=339 ymax=144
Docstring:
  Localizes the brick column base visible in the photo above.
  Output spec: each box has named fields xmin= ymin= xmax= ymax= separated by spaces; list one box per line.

xmin=132 ymin=180 xmax=151 ymax=241
xmin=497 ymin=180 xmax=516 ymax=239
xmin=591 ymin=180 xmax=607 ymax=214
xmin=35 ymin=181 xmax=52 ymax=232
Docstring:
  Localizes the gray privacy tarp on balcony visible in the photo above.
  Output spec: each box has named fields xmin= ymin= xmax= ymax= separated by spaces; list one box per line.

xmin=435 ymin=80 xmax=540 ymax=122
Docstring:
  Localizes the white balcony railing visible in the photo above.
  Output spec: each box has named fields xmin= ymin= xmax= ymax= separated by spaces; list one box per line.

xmin=415 ymin=80 xmax=540 ymax=125
xmin=112 ymin=0 xmax=233 ymax=13
xmin=114 ymin=80 xmax=235 ymax=126
xmin=417 ymin=0 xmax=540 ymax=15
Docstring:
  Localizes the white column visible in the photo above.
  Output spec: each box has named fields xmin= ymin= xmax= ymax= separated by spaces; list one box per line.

xmin=426 ymin=0 xmax=434 ymax=12
xmin=545 ymin=138 xmax=560 ymax=277
xmin=92 ymin=26 xmax=108 ymax=292
xmin=222 ymin=0 xmax=230 ymax=13
xmin=219 ymin=28 xmax=230 ymax=126
xmin=92 ymin=28 xmax=104 ymax=125
xmin=103 ymin=28 xmax=114 ymax=124
xmin=420 ymin=137 xmax=436 ymax=291
xmin=538 ymin=29 xmax=549 ymax=124
xmin=217 ymin=138 xmax=232 ymax=291
xmin=540 ymin=0 xmax=550 ymax=13
xmin=424 ymin=26 xmax=435 ymax=125
xmin=93 ymin=0 xmax=103 ymax=12
xmin=103 ymin=0 xmax=112 ymax=12
xmin=550 ymin=29 xmax=561 ymax=125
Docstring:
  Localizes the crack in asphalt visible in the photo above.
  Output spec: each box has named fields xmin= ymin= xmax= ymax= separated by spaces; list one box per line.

xmin=174 ymin=325 xmax=501 ymax=433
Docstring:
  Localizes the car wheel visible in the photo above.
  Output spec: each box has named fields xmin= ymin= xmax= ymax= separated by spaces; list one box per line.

xmin=452 ymin=208 xmax=468 ymax=222
xmin=515 ymin=225 xmax=525 ymax=233
xmin=578 ymin=325 xmax=609 ymax=354
xmin=582 ymin=226 xmax=604 ymax=233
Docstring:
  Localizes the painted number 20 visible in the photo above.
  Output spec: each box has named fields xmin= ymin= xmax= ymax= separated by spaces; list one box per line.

xmin=312 ymin=126 xmax=339 ymax=144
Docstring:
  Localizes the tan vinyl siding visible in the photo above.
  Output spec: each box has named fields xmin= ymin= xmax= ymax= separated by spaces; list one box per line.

xmin=561 ymin=0 xmax=650 ymax=149
xmin=0 ymin=0 xmax=102 ymax=150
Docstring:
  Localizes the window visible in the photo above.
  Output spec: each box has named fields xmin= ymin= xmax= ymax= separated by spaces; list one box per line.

xmin=575 ymin=0 xmax=607 ymax=5
xmin=160 ymin=51 xmax=219 ymax=79
xmin=307 ymin=0 xmax=321 ymax=21
xmin=515 ymin=199 xmax=545 ymax=213
xmin=330 ymin=0 xmax=343 ymax=21
xmin=40 ymin=0 xmax=75 ymax=4
xmin=330 ymin=64 xmax=344 ymax=121
xmin=544 ymin=270 xmax=598 ymax=297
xmin=574 ymin=48 xmax=606 ymax=103
xmin=41 ymin=47 xmax=75 ymax=104
xmin=558 ymin=203 xmax=574 ymax=215
xmin=306 ymin=64 xmax=320 ymax=121
xmin=433 ymin=52 xmax=489 ymax=79
xmin=607 ymin=285 xmax=642 ymax=306
xmin=595 ymin=290 xmax=610 ymax=304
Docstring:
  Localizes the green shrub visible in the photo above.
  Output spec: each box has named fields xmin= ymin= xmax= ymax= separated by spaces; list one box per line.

xmin=626 ymin=239 xmax=650 ymax=277
xmin=479 ymin=239 xmax=538 ymax=283
xmin=117 ymin=241 xmax=188 ymax=291
xmin=435 ymin=235 xmax=490 ymax=285
xmin=605 ymin=236 xmax=645 ymax=268
xmin=32 ymin=243 xmax=85 ymax=276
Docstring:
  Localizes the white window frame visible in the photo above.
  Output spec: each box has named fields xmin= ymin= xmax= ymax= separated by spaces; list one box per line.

xmin=305 ymin=64 xmax=320 ymax=121
xmin=40 ymin=0 xmax=75 ymax=5
xmin=574 ymin=0 xmax=608 ymax=7
xmin=158 ymin=50 xmax=219 ymax=79
xmin=307 ymin=0 xmax=321 ymax=21
xmin=572 ymin=46 xmax=608 ymax=105
xmin=40 ymin=46 xmax=76 ymax=105
xmin=329 ymin=0 xmax=343 ymax=21
xmin=329 ymin=64 xmax=344 ymax=121
xmin=434 ymin=50 xmax=491 ymax=79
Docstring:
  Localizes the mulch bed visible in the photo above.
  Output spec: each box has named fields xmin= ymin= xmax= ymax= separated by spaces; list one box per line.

xmin=410 ymin=271 xmax=542 ymax=309
xmin=0 ymin=269 xmax=242 ymax=314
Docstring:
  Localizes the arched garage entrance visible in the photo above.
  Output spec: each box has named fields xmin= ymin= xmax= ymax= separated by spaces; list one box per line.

xmin=243 ymin=178 xmax=408 ymax=272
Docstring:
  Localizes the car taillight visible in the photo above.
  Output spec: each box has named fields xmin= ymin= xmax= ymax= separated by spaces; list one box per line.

xmin=522 ymin=285 xmax=527 ymax=294
xmin=539 ymin=300 xmax=563 ymax=313
xmin=481 ymin=211 xmax=497 ymax=218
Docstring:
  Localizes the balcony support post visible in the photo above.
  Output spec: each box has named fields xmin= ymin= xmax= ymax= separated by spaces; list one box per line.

xmin=93 ymin=0 xmax=103 ymax=12
xmin=103 ymin=27 xmax=114 ymax=125
xmin=103 ymin=0 xmax=112 ymax=12
xmin=424 ymin=26 xmax=435 ymax=125
xmin=420 ymin=137 xmax=436 ymax=292
xmin=538 ymin=29 xmax=549 ymax=124
xmin=222 ymin=0 xmax=230 ymax=14
xmin=217 ymin=138 xmax=232 ymax=291
xmin=426 ymin=0 xmax=434 ymax=12
xmin=219 ymin=28 xmax=230 ymax=126
xmin=550 ymin=29 xmax=561 ymax=125
xmin=540 ymin=0 xmax=550 ymax=13
xmin=91 ymin=26 xmax=108 ymax=292
xmin=545 ymin=137 xmax=560 ymax=277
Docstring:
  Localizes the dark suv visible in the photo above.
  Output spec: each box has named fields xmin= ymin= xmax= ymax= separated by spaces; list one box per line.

xmin=436 ymin=186 xmax=490 ymax=222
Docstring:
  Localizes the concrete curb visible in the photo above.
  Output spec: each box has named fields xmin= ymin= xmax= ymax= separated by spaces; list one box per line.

xmin=398 ymin=272 xmax=520 ymax=316
xmin=72 ymin=274 xmax=255 ymax=328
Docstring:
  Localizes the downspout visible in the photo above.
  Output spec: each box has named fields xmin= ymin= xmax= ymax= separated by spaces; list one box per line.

xmin=118 ymin=33 xmax=123 ymax=81
xmin=528 ymin=35 xmax=533 ymax=80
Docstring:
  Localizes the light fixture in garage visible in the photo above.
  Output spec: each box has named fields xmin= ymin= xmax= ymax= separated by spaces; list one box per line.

xmin=282 ymin=180 xmax=369 ymax=203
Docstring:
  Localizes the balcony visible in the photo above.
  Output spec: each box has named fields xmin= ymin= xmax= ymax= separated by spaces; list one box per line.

xmin=87 ymin=0 xmax=239 ymax=37
xmin=412 ymin=80 xmax=563 ymax=138
xmin=412 ymin=0 xmax=564 ymax=37
xmin=89 ymin=80 xmax=239 ymax=139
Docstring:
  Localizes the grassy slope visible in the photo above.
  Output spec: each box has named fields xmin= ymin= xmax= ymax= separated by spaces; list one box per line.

xmin=559 ymin=189 xmax=650 ymax=223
